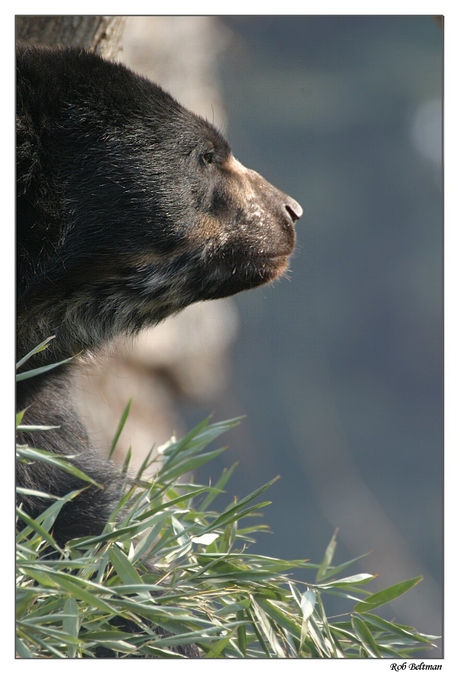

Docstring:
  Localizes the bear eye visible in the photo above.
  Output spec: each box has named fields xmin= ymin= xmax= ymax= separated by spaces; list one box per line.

xmin=201 ymin=150 xmax=215 ymax=165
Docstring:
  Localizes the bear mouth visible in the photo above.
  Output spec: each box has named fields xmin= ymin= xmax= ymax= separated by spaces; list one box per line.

xmin=221 ymin=231 xmax=297 ymax=287
xmin=257 ymin=253 xmax=292 ymax=282
xmin=251 ymin=231 xmax=297 ymax=271
xmin=222 ymin=249 xmax=293 ymax=291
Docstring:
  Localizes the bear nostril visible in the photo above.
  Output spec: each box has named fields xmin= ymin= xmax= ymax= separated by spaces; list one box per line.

xmin=285 ymin=198 xmax=303 ymax=224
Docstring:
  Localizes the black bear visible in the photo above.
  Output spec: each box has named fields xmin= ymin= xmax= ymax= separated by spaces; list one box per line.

xmin=16 ymin=43 xmax=302 ymax=588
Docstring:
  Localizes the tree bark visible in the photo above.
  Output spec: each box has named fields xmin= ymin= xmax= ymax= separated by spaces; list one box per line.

xmin=16 ymin=15 xmax=126 ymax=59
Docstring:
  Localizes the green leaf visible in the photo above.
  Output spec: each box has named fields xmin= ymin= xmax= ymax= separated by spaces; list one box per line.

xmin=16 ymin=357 xmax=74 ymax=381
xmin=200 ymin=462 xmax=239 ymax=511
xmin=318 ymin=552 xmax=371 ymax=582
xmin=204 ymin=628 xmax=238 ymax=658
xmin=254 ymin=596 xmax=301 ymax=639
xmin=109 ymin=398 xmax=132 ymax=458
xmin=108 ymin=545 xmax=146 ymax=587
xmin=361 ymin=613 xmax=438 ymax=644
xmin=131 ymin=512 xmax=170 ymax=563
xmin=300 ymin=589 xmax=316 ymax=621
xmin=16 ymin=407 xmax=438 ymax=659
xmin=210 ymin=476 xmax=279 ymax=530
xmin=17 ymin=424 xmax=60 ymax=433
xmin=16 ymin=409 xmax=26 ymax=427
xmin=32 ymin=571 xmax=118 ymax=613
xmin=160 ymin=416 xmax=242 ymax=470
xmin=307 ymin=614 xmax=334 ymax=657
xmin=316 ymin=528 xmax=338 ymax=581
xmin=158 ymin=447 xmax=228 ymax=482
xmin=15 ymin=336 xmax=56 ymax=369
xmin=354 ymin=576 xmax=423 ymax=613
xmin=16 ymin=507 xmax=63 ymax=552
xmin=16 ymin=446 xmax=102 ymax=487
xmin=245 ymin=606 xmax=272 ymax=657
xmin=315 ymin=593 xmax=345 ymax=658
xmin=236 ymin=609 xmax=247 ymax=656
xmin=252 ymin=598 xmax=286 ymax=657
xmin=63 ymin=598 xmax=80 ymax=658
xmin=351 ymin=615 xmax=381 ymax=657
xmin=319 ymin=573 xmax=376 ymax=587
xmin=15 ymin=637 xmax=34 ymax=658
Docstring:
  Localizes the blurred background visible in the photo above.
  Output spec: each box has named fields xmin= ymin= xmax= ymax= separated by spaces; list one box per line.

xmin=72 ymin=16 xmax=443 ymax=649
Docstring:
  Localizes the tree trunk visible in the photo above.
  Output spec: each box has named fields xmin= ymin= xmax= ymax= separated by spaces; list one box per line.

xmin=16 ymin=15 xmax=126 ymax=59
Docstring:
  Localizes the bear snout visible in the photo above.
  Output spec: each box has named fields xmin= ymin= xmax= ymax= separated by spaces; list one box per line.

xmin=226 ymin=156 xmax=303 ymax=244
xmin=247 ymin=172 xmax=302 ymax=257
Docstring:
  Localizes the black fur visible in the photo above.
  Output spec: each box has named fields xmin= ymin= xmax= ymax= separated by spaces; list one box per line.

xmin=16 ymin=45 xmax=302 ymax=654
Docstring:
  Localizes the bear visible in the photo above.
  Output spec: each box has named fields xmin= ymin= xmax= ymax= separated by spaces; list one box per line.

xmin=16 ymin=44 xmax=303 ymax=654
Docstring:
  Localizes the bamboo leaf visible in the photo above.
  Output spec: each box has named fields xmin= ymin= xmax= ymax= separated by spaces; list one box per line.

xmin=252 ymin=599 xmax=286 ymax=657
xmin=204 ymin=629 xmax=237 ymax=658
xmin=15 ymin=336 xmax=56 ymax=369
xmin=16 ymin=405 xmax=438 ymax=659
xmin=63 ymin=598 xmax=80 ymax=658
xmin=351 ymin=615 xmax=381 ymax=657
xmin=316 ymin=528 xmax=338 ymax=581
xmin=108 ymin=398 xmax=132 ymax=458
xmin=300 ymin=589 xmax=316 ymax=621
xmin=354 ymin=576 xmax=423 ymax=613
xmin=320 ymin=573 xmax=376 ymax=587
xmin=108 ymin=545 xmax=146 ymax=587
xmin=16 ymin=447 xmax=102 ymax=487
xmin=16 ymin=357 xmax=74 ymax=381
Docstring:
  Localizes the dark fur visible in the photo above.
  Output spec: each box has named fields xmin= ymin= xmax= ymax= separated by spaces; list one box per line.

xmin=16 ymin=45 xmax=302 ymax=654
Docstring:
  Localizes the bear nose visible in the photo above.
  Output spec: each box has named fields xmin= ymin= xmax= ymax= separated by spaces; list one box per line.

xmin=285 ymin=197 xmax=303 ymax=224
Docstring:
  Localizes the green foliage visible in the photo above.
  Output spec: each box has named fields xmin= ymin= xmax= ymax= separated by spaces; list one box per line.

xmin=16 ymin=345 xmax=439 ymax=658
xmin=16 ymin=415 xmax=439 ymax=658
